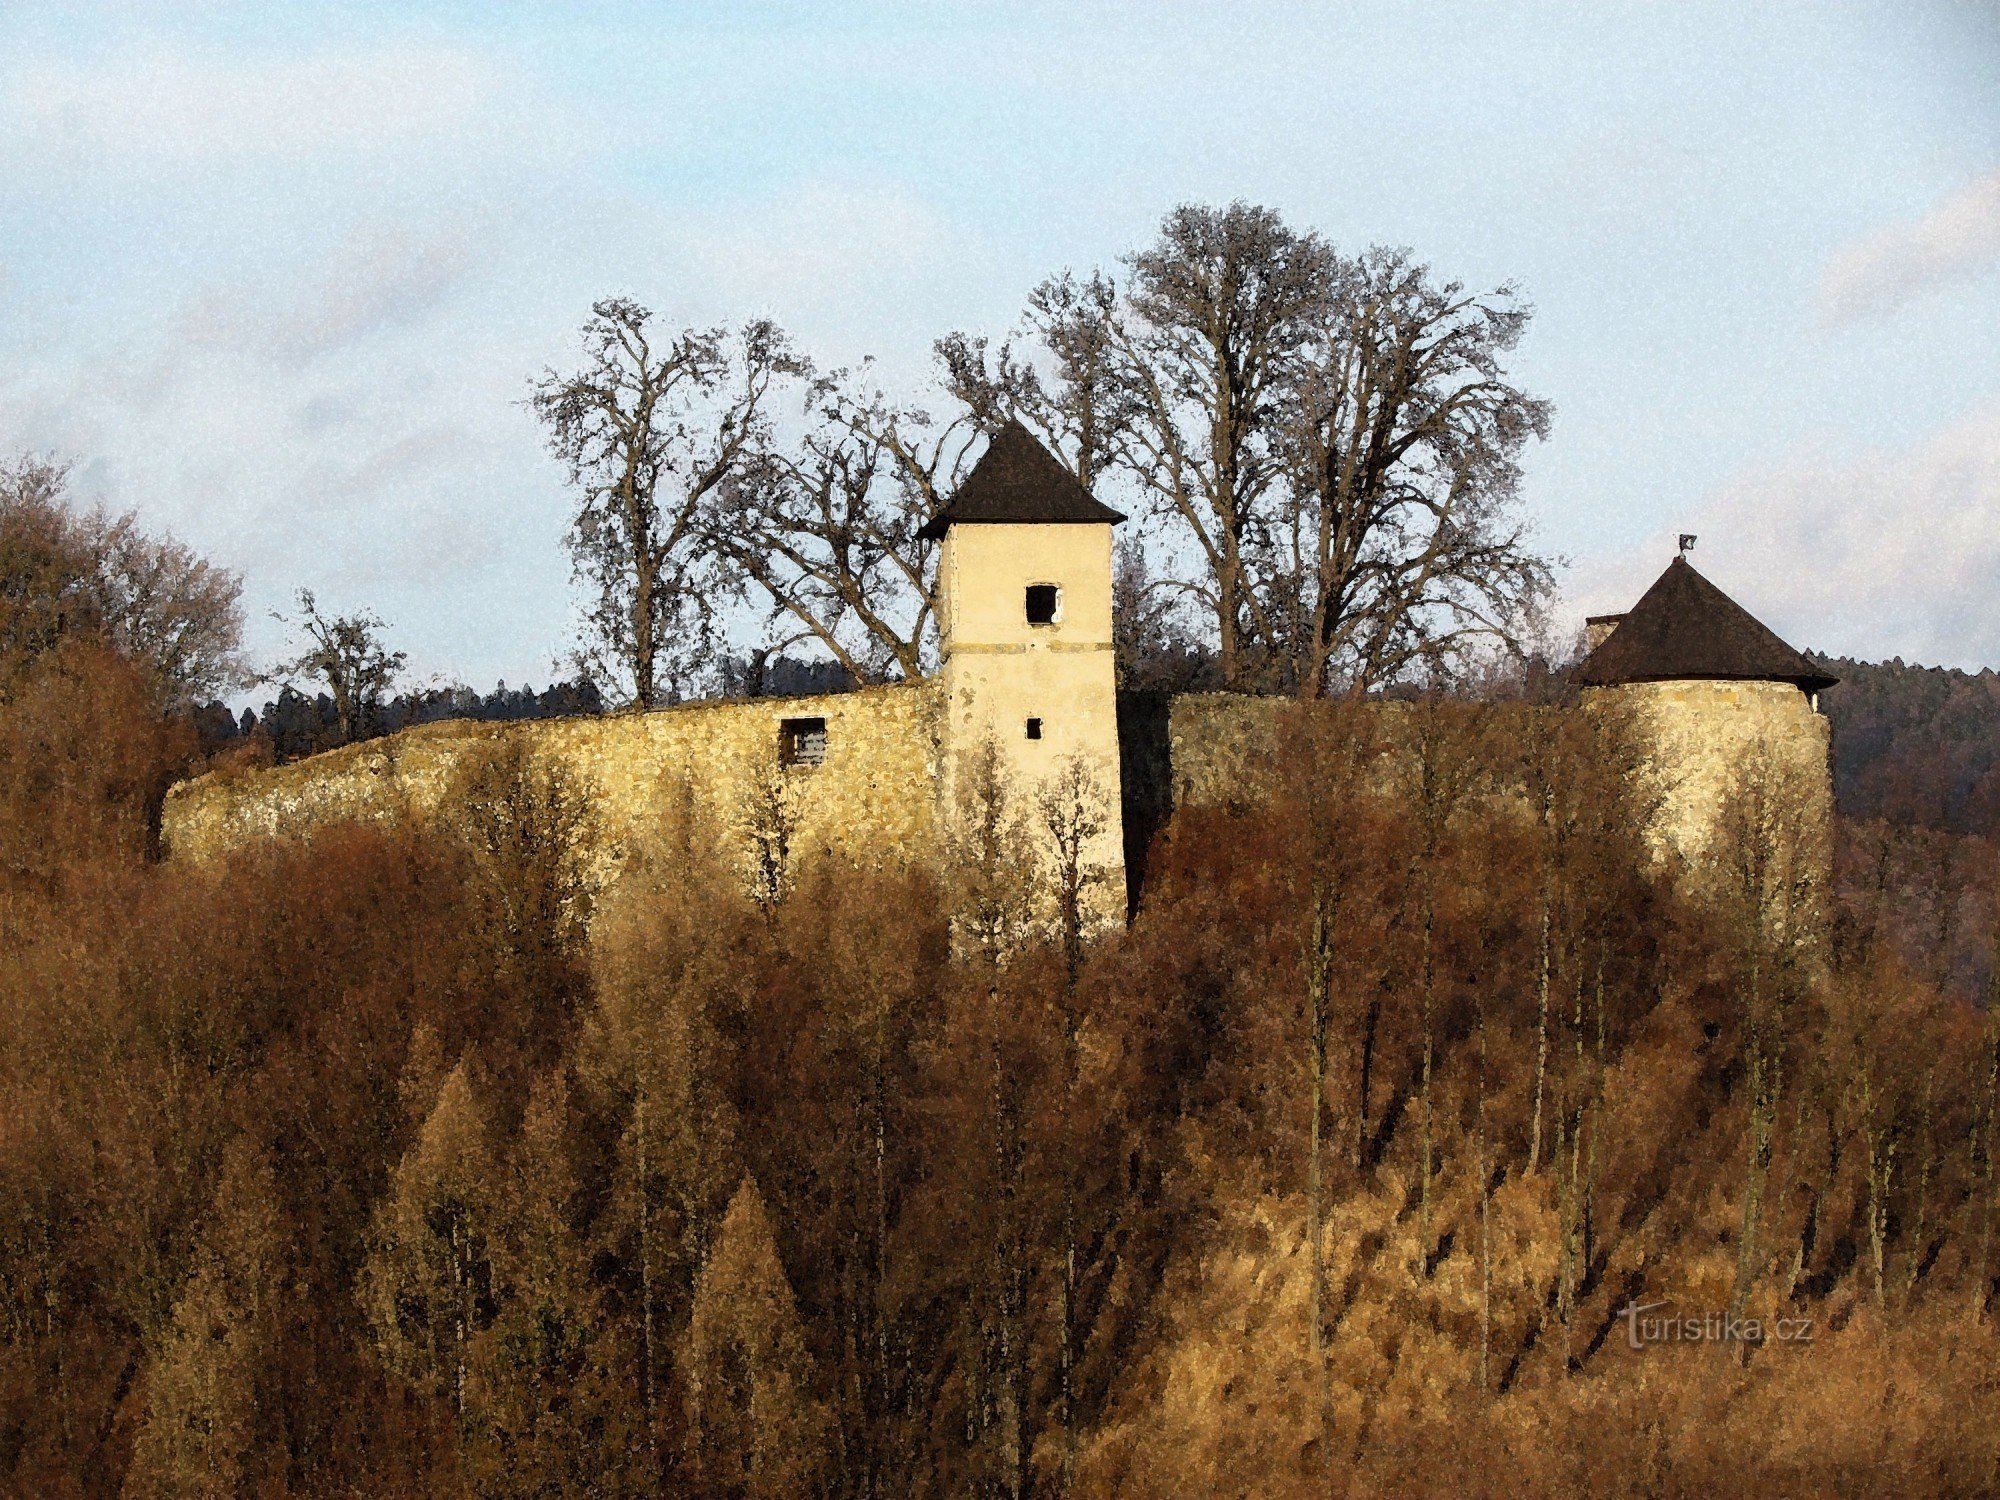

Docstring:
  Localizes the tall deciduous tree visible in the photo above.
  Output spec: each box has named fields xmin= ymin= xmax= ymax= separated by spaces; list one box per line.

xmin=715 ymin=366 xmax=954 ymax=684
xmin=529 ymin=299 xmax=798 ymax=708
xmin=444 ymin=738 xmax=598 ymax=1003
xmin=124 ymin=1140 xmax=283 ymax=1500
xmin=1713 ymin=743 xmax=1829 ymax=1341
xmin=360 ymin=1062 xmax=499 ymax=1423
xmin=583 ymin=809 xmax=747 ymax=1468
xmin=1273 ymin=249 xmax=1553 ymax=694
xmin=464 ymin=1072 xmax=638 ymax=1499
xmin=1108 ymin=204 xmax=1334 ymax=689
xmin=967 ymin=205 xmax=1553 ymax=695
xmin=938 ymin=269 xmax=1130 ymax=492
xmin=1036 ymin=755 xmax=1111 ymax=1479
xmin=1400 ymin=693 xmax=1488 ymax=1273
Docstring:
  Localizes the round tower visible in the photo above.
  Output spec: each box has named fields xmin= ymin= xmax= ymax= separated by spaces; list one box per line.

xmin=919 ymin=421 xmax=1128 ymax=927
xmin=1574 ymin=553 xmax=1837 ymax=874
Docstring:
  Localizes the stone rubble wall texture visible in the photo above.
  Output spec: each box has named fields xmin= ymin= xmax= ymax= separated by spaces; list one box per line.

xmin=1159 ymin=694 xmax=1297 ymax=809
xmin=163 ymin=678 xmax=1834 ymax=904
xmin=1588 ymin=678 xmax=1834 ymax=869
xmin=1157 ymin=685 xmax=1832 ymax=877
xmin=164 ymin=681 xmax=946 ymax=884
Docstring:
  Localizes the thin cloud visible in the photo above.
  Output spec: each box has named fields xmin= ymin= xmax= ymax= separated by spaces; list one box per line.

xmin=0 ymin=42 xmax=501 ymax=180
xmin=1817 ymin=165 xmax=2000 ymax=325
xmin=1570 ymin=401 xmax=2000 ymax=671
xmin=178 ymin=226 xmax=472 ymax=363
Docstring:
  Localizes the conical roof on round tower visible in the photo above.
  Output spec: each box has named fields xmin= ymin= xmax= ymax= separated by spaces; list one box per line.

xmin=916 ymin=420 xmax=1126 ymax=540
xmin=1574 ymin=555 xmax=1837 ymax=695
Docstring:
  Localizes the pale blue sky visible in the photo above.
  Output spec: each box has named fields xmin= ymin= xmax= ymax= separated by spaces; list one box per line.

xmin=3 ymin=1 xmax=1997 ymax=688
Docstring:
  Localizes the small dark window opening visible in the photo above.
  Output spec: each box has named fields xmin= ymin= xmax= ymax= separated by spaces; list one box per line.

xmin=779 ymin=716 xmax=827 ymax=766
xmin=1025 ymin=717 xmax=1043 ymax=741
xmin=1025 ymin=584 xmax=1059 ymax=625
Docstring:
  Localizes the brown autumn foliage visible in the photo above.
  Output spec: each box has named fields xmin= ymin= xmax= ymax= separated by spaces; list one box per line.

xmin=2 ymin=610 xmax=1999 ymax=1496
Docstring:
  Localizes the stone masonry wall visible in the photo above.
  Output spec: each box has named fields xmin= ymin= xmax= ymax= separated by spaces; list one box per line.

xmin=1153 ymin=685 xmax=1833 ymax=876
xmin=165 ymin=678 xmax=1833 ymax=909
xmin=1589 ymin=678 xmax=1833 ymax=869
xmin=1160 ymin=693 xmax=1295 ymax=808
xmin=164 ymin=681 xmax=945 ymax=883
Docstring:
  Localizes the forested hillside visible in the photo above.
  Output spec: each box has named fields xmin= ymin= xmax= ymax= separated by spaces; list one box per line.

xmin=3 ymin=577 xmax=1999 ymax=1494
xmin=1818 ymin=655 xmax=2000 ymax=835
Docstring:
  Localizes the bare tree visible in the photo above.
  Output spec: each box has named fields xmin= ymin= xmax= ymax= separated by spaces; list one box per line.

xmin=1105 ymin=205 xmax=1334 ymax=689
xmin=1271 ymin=249 xmax=1552 ymax=694
xmin=445 ymin=738 xmax=598 ymax=996
xmin=714 ymin=365 xmax=951 ymax=683
xmin=529 ymin=300 xmax=798 ymax=707
xmin=1712 ymin=742 xmax=1827 ymax=1344
xmin=1037 ymin=756 xmax=1110 ymax=1483
xmin=1400 ymin=692 xmax=1487 ymax=1274
xmin=267 ymin=589 xmax=405 ymax=747
xmin=963 ymin=208 xmax=1552 ymax=696
xmin=0 ymin=453 xmax=245 ymax=705
xmin=939 ymin=269 xmax=1131 ymax=492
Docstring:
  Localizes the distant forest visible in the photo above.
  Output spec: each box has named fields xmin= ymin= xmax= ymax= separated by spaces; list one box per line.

xmin=1816 ymin=655 xmax=2000 ymax=834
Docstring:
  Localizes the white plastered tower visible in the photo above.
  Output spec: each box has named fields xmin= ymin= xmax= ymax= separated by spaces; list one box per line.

xmin=924 ymin=422 xmax=1128 ymax=929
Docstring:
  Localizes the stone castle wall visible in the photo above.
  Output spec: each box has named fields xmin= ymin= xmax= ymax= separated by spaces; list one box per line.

xmin=164 ymin=681 xmax=946 ymax=883
xmin=1157 ymin=693 xmax=1294 ymax=808
xmin=1140 ymin=685 xmax=1832 ymax=877
xmin=1590 ymin=678 xmax=1834 ymax=870
xmin=164 ymin=678 xmax=1835 ymax=906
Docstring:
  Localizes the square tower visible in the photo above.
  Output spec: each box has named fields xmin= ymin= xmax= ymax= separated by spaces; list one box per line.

xmin=920 ymin=422 xmax=1127 ymax=928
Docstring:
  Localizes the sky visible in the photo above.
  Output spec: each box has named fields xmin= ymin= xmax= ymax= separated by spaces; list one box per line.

xmin=2 ymin=0 xmax=1998 ymax=692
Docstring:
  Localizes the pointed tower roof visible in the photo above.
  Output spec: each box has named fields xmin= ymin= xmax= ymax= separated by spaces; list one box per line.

xmin=917 ymin=420 xmax=1126 ymax=540
xmin=1574 ymin=556 xmax=1837 ymax=694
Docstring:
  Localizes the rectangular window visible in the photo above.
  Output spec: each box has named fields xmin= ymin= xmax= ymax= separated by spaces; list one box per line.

xmin=1025 ymin=717 xmax=1043 ymax=741
xmin=1025 ymin=584 xmax=1059 ymax=625
xmin=779 ymin=716 xmax=827 ymax=766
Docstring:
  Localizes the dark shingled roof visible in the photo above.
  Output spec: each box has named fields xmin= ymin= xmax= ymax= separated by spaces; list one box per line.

xmin=1574 ymin=556 xmax=1837 ymax=694
xmin=917 ymin=421 xmax=1126 ymax=540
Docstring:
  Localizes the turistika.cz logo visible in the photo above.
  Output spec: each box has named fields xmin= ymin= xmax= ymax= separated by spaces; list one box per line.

xmin=1616 ymin=1300 xmax=1814 ymax=1349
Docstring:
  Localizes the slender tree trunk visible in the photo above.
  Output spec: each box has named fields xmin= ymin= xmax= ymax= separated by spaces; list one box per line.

xmin=451 ymin=1217 xmax=470 ymax=1426
xmin=1477 ymin=996 xmax=1492 ymax=1395
xmin=1730 ymin=955 xmax=1779 ymax=1360
xmin=1418 ymin=877 xmax=1436 ymax=1276
xmin=1216 ymin=549 xmax=1241 ymax=690
xmin=1905 ymin=1072 xmax=1937 ymax=1308
xmin=1529 ymin=896 xmax=1552 ymax=1174
xmin=1305 ymin=881 xmax=1335 ymax=1438
xmin=1976 ymin=1020 xmax=1998 ymax=1322
xmin=1354 ymin=986 xmax=1381 ymax=1172
xmin=634 ymin=1095 xmax=659 ymax=1459
xmin=1862 ymin=1073 xmax=1896 ymax=1316
xmin=989 ymin=977 xmax=1027 ymax=1500
xmin=629 ymin=491 xmax=658 ymax=708
xmin=1059 ymin=873 xmax=1083 ymax=1494
xmin=873 ymin=984 xmax=891 ymax=1493
xmin=1586 ymin=943 xmax=1606 ymax=1274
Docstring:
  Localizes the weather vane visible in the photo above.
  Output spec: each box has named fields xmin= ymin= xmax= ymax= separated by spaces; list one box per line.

xmin=1678 ymin=533 xmax=1697 ymax=557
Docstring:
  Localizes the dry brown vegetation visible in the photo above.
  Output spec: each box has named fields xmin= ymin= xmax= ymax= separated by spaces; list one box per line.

xmin=2 ymin=626 xmax=1998 ymax=1495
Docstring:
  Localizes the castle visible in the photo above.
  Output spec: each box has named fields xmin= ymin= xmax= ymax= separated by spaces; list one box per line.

xmin=162 ymin=425 xmax=1836 ymax=919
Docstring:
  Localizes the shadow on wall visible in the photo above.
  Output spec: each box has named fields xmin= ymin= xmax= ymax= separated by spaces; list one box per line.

xmin=1117 ymin=691 xmax=1175 ymax=918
